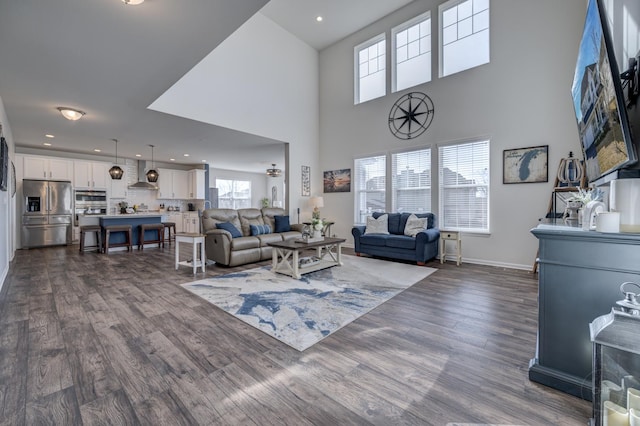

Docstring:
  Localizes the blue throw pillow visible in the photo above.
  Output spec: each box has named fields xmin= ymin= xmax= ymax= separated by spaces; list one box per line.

xmin=216 ymin=222 xmax=242 ymax=238
xmin=250 ymin=224 xmax=272 ymax=236
xmin=274 ymin=215 xmax=291 ymax=233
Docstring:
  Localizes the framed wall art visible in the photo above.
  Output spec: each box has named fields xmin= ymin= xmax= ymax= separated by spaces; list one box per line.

xmin=503 ymin=145 xmax=548 ymax=184
xmin=323 ymin=168 xmax=351 ymax=193
xmin=301 ymin=165 xmax=310 ymax=196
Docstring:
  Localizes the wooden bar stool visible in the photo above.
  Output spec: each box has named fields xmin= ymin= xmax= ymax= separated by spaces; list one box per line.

xmin=162 ymin=222 xmax=176 ymax=246
xmin=139 ymin=223 xmax=165 ymax=250
xmin=103 ymin=225 xmax=133 ymax=254
xmin=79 ymin=225 xmax=102 ymax=253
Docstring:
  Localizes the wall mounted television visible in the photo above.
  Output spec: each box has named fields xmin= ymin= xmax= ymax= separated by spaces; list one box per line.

xmin=571 ymin=0 xmax=638 ymax=184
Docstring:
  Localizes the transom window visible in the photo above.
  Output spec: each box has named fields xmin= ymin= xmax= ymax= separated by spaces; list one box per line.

xmin=439 ymin=0 xmax=490 ymax=77
xmin=392 ymin=11 xmax=432 ymax=92
xmin=355 ymin=35 xmax=386 ymax=104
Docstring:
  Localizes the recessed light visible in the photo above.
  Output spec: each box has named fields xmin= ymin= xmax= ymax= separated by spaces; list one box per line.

xmin=56 ymin=107 xmax=86 ymax=121
xmin=94 ymin=149 xmax=101 ymax=152
xmin=45 ymin=134 xmax=55 ymax=138
xmin=43 ymin=142 xmax=52 ymax=146
xmin=316 ymin=16 xmax=323 ymax=22
xmin=170 ymin=158 xmax=176 ymax=161
xmin=183 ymin=154 xmax=190 ymax=157
xmin=135 ymin=154 xmax=142 ymax=157
xmin=201 ymin=160 xmax=207 ymax=163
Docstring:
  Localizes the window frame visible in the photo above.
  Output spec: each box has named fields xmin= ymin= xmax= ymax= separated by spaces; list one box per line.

xmin=391 ymin=10 xmax=432 ymax=93
xmin=354 ymin=33 xmax=387 ymax=105
xmin=437 ymin=139 xmax=490 ymax=233
xmin=353 ymin=154 xmax=387 ymax=224
xmin=438 ymin=0 xmax=491 ymax=78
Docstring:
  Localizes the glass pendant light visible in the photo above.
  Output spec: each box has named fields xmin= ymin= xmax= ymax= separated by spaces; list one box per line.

xmin=108 ymin=139 xmax=124 ymax=180
xmin=146 ymin=144 xmax=159 ymax=183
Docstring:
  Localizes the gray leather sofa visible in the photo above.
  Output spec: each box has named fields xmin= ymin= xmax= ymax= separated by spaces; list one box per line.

xmin=201 ymin=207 xmax=303 ymax=267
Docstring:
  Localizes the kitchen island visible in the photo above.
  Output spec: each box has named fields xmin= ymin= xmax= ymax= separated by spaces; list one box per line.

xmin=79 ymin=213 xmax=164 ymax=249
xmin=100 ymin=214 xmax=163 ymax=248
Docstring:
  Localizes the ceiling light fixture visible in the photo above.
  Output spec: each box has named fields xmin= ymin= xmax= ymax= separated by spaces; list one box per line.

xmin=109 ymin=139 xmax=124 ymax=180
xmin=266 ymin=163 xmax=282 ymax=177
xmin=56 ymin=107 xmax=85 ymax=121
xmin=122 ymin=0 xmax=144 ymax=5
xmin=94 ymin=149 xmax=101 ymax=152
xmin=316 ymin=16 xmax=323 ymax=22
xmin=45 ymin=134 xmax=54 ymax=138
xmin=43 ymin=142 xmax=52 ymax=146
xmin=146 ymin=144 xmax=159 ymax=183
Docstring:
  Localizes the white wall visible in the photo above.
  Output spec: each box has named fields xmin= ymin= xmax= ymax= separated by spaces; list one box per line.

xmin=318 ymin=0 xmax=587 ymax=269
xmin=0 ymin=95 xmax=15 ymax=290
xmin=149 ymin=12 xmax=320 ymax=220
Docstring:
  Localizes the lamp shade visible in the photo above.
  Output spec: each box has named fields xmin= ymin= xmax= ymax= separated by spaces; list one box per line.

xmin=109 ymin=165 xmax=124 ymax=180
xmin=311 ymin=196 xmax=324 ymax=208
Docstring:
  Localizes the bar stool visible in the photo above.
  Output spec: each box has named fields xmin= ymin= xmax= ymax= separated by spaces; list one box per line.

xmin=103 ymin=225 xmax=133 ymax=254
xmin=162 ymin=222 xmax=176 ymax=246
xmin=79 ymin=225 xmax=102 ymax=253
xmin=138 ymin=223 xmax=165 ymax=250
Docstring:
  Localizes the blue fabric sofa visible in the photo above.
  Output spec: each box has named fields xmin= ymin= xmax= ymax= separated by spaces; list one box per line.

xmin=351 ymin=212 xmax=440 ymax=265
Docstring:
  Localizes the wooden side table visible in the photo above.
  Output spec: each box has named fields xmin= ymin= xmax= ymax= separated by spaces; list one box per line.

xmin=175 ymin=233 xmax=206 ymax=274
xmin=440 ymin=230 xmax=461 ymax=266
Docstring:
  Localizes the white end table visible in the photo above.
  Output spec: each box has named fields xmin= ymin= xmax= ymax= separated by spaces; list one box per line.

xmin=440 ymin=230 xmax=461 ymax=266
xmin=175 ymin=233 xmax=206 ymax=274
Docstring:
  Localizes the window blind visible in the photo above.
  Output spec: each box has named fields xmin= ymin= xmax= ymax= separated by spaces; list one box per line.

xmin=438 ymin=140 xmax=490 ymax=231
xmin=392 ymin=148 xmax=431 ymax=214
xmin=354 ymin=155 xmax=386 ymax=223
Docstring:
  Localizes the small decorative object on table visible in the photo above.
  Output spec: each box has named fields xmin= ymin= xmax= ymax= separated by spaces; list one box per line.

xmin=565 ymin=188 xmax=604 ymax=227
xmin=118 ymin=201 xmax=128 ymax=214
xmin=311 ymin=218 xmax=323 ymax=239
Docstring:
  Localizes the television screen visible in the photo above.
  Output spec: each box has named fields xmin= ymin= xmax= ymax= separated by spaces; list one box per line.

xmin=571 ymin=0 xmax=637 ymax=184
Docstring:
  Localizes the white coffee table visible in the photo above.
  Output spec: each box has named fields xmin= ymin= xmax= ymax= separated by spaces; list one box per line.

xmin=268 ymin=237 xmax=346 ymax=279
xmin=175 ymin=233 xmax=206 ymax=274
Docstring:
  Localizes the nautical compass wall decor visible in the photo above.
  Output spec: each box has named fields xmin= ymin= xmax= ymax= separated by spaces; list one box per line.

xmin=388 ymin=92 xmax=434 ymax=140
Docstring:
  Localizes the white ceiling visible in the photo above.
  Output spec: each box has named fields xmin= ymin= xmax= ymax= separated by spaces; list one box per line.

xmin=0 ymin=0 xmax=414 ymax=173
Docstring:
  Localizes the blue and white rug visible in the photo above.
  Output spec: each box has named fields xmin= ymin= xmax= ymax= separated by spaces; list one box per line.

xmin=181 ymin=255 xmax=436 ymax=351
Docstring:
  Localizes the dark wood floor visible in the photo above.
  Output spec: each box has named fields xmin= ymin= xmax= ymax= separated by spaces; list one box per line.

xmin=0 ymin=243 xmax=590 ymax=425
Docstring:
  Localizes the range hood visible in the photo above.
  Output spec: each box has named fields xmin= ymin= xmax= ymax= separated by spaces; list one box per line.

xmin=128 ymin=161 xmax=158 ymax=190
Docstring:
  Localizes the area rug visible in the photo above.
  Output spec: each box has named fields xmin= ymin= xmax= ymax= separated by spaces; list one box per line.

xmin=180 ymin=255 xmax=436 ymax=351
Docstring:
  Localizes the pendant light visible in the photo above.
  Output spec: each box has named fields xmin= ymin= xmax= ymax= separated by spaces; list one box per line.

xmin=108 ymin=139 xmax=124 ymax=180
xmin=146 ymin=144 xmax=159 ymax=183
xmin=266 ymin=163 xmax=282 ymax=177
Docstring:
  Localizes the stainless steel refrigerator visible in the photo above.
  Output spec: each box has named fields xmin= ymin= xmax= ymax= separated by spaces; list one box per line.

xmin=22 ymin=179 xmax=73 ymax=248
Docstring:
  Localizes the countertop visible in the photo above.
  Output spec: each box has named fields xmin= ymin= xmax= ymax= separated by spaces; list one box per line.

xmin=80 ymin=213 xmax=164 ymax=218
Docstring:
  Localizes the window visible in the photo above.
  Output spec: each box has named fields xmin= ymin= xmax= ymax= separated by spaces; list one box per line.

xmin=439 ymin=0 xmax=490 ymax=77
xmin=215 ymin=178 xmax=251 ymax=209
xmin=355 ymin=35 xmax=386 ymax=104
xmin=438 ymin=140 xmax=490 ymax=232
xmin=392 ymin=148 xmax=431 ymax=213
xmin=354 ymin=155 xmax=386 ymax=223
xmin=392 ymin=11 xmax=432 ymax=92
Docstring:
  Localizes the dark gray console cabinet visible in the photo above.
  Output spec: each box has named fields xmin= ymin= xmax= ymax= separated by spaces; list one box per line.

xmin=530 ymin=224 xmax=640 ymax=400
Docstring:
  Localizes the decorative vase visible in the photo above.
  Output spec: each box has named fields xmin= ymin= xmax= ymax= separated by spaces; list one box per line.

xmin=313 ymin=229 xmax=322 ymax=239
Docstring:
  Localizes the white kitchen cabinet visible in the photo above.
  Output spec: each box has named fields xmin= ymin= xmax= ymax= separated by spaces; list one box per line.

xmin=182 ymin=212 xmax=200 ymax=234
xmin=74 ymin=161 xmax=109 ymax=189
xmin=23 ymin=155 xmax=73 ymax=180
xmin=157 ymin=169 xmax=189 ymax=199
xmin=110 ymin=174 xmax=128 ymax=199
xmin=188 ymin=169 xmax=205 ymax=199
xmin=163 ymin=212 xmax=183 ymax=232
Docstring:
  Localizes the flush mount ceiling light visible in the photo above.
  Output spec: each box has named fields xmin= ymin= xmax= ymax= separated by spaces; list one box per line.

xmin=109 ymin=139 xmax=124 ymax=180
xmin=266 ymin=163 xmax=282 ymax=177
xmin=146 ymin=144 xmax=159 ymax=183
xmin=122 ymin=0 xmax=144 ymax=5
xmin=56 ymin=107 xmax=85 ymax=121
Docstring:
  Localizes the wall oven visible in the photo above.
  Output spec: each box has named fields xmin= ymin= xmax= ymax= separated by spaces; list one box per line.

xmin=74 ymin=190 xmax=107 ymax=226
